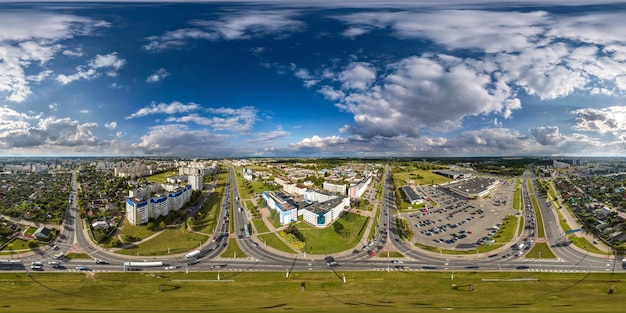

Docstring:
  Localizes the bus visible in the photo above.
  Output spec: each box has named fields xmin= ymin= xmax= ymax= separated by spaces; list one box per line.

xmin=124 ymin=261 xmax=164 ymax=267
xmin=243 ymin=224 xmax=250 ymax=238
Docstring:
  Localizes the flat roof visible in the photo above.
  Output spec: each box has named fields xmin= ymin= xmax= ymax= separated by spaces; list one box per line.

xmin=401 ymin=185 xmax=422 ymax=202
xmin=303 ymin=196 xmax=346 ymax=214
xmin=445 ymin=177 xmax=497 ymax=195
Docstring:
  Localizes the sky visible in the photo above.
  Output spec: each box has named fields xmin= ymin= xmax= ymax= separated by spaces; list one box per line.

xmin=1 ymin=1 xmax=626 ymax=158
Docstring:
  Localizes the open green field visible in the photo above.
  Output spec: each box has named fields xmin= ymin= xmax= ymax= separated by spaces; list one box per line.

xmin=119 ymin=223 xmax=157 ymax=241
xmin=0 ymin=238 xmax=35 ymax=252
xmin=393 ymin=169 xmax=452 ymax=186
xmin=392 ymin=170 xmax=451 ymax=210
xmin=115 ymin=228 xmax=209 ymax=256
xmin=3 ymin=271 xmax=626 ymax=312
xmin=296 ymin=213 xmax=368 ymax=254
xmin=258 ymin=233 xmax=296 ymax=253
xmin=252 ymin=217 xmax=270 ymax=234
xmin=145 ymin=170 xmax=178 ymax=184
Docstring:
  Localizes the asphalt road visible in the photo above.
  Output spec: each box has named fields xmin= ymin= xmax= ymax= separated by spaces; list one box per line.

xmin=7 ymin=165 xmax=625 ymax=275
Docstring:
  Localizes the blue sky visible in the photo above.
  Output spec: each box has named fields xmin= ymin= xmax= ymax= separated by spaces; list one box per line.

xmin=1 ymin=1 xmax=626 ymax=157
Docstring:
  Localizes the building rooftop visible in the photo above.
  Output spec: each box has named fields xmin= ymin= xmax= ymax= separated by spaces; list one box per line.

xmin=445 ymin=177 xmax=497 ymax=195
xmin=303 ymin=196 xmax=347 ymax=214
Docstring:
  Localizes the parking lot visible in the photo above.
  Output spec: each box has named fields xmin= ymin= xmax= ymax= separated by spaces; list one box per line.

xmin=406 ymin=182 xmax=516 ymax=250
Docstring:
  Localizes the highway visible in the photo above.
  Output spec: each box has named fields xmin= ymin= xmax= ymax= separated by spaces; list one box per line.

xmin=9 ymin=165 xmax=625 ymax=274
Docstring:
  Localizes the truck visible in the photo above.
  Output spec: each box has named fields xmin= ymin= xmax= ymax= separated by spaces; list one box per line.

xmin=184 ymin=250 xmax=201 ymax=259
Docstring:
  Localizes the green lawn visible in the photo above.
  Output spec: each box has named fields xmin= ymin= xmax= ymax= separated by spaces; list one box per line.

xmin=513 ymin=187 xmax=521 ymax=210
xmin=392 ymin=169 xmax=452 ymax=210
xmin=252 ymin=217 xmax=271 ymax=234
xmin=525 ymin=242 xmax=557 ymax=258
xmin=220 ymin=238 xmax=248 ymax=258
xmin=296 ymin=213 xmax=368 ymax=254
xmin=65 ymin=252 xmax=91 ymax=259
xmin=378 ymin=251 xmax=404 ymax=258
xmin=192 ymin=172 xmax=227 ymax=234
xmin=0 ymin=238 xmax=34 ymax=251
xmin=4 ymin=271 xmax=626 ymax=312
xmin=258 ymin=233 xmax=296 ymax=253
xmin=119 ymin=222 xmax=158 ymax=241
xmin=115 ymin=228 xmax=209 ymax=256
xmin=145 ymin=170 xmax=178 ymax=184
xmin=569 ymin=235 xmax=607 ymax=255
xmin=24 ymin=226 xmax=37 ymax=236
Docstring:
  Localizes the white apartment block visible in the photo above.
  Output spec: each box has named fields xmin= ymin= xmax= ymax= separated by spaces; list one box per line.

xmin=189 ymin=174 xmax=203 ymax=191
xmin=126 ymin=184 xmax=192 ymax=225
xmin=323 ymin=181 xmax=347 ymax=195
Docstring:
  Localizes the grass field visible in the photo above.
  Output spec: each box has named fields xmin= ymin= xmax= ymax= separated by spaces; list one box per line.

xmin=569 ymin=235 xmax=607 ymax=255
xmin=192 ymin=172 xmax=227 ymax=234
xmin=119 ymin=223 xmax=157 ymax=241
xmin=145 ymin=170 xmax=178 ymax=184
xmin=392 ymin=169 xmax=452 ymax=210
xmin=115 ymin=228 xmax=209 ymax=256
xmin=252 ymin=217 xmax=270 ymax=234
xmin=258 ymin=233 xmax=296 ymax=253
xmin=296 ymin=213 xmax=368 ymax=254
xmin=3 ymin=271 xmax=626 ymax=312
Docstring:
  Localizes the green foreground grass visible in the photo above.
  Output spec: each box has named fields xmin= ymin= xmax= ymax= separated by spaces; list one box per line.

xmin=3 ymin=271 xmax=626 ymax=312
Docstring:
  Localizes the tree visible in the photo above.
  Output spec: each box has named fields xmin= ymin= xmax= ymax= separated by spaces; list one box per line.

xmin=333 ymin=222 xmax=344 ymax=234
xmin=159 ymin=221 xmax=166 ymax=230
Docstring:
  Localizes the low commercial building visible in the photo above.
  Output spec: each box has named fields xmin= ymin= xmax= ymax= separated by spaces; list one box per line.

xmin=441 ymin=177 xmax=499 ymax=199
xmin=401 ymin=185 xmax=424 ymax=204
xmin=301 ymin=196 xmax=350 ymax=228
xmin=262 ymin=191 xmax=298 ymax=225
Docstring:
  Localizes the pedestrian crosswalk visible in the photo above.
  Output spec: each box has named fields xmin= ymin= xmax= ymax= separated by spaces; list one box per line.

xmin=212 ymin=257 xmax=258 ymax=262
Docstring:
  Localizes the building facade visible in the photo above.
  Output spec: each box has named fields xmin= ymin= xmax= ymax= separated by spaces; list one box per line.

xmin=126 ymin=184 xmax=192 ymax=225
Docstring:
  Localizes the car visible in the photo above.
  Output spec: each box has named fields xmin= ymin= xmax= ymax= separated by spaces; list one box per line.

xmin=31 ymin=261 xmax=43 ymax=266
xmin=391 ymin=260 xmax=404 ymax=264
xmin=75 ymin=266 xmax=89 ymax=271
xmin=164 ymin=266 xmax=177 ymax=270
xmin=95 ymin=259 xmax=108 ymax=264
xmin=51 ymin=245 xmax=59 ymax=250
xmin=30 ymin=265 xmax=43 ymax=270
xmin=502 ymin=253 xmax=512 ymax=258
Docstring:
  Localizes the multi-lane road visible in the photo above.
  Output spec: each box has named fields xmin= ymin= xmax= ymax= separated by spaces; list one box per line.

xmin=6 ymin=165 xmax=625 ymax=274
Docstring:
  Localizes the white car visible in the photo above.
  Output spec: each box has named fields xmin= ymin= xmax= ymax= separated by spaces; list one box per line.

xmin=164 ymin=266 xmax=177 ymax=270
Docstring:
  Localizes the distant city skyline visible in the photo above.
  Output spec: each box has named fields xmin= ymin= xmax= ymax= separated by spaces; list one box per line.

xmin=1 ymin=1 xmax=626 ymax=157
